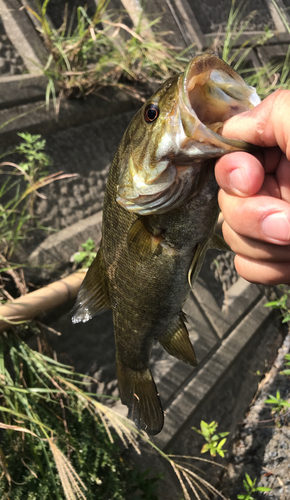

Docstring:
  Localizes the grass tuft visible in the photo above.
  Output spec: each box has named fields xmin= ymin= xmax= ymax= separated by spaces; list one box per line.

xmin=26 ymin=0 xmax=192 ymax=108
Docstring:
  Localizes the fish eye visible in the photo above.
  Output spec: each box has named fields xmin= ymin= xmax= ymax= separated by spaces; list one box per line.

xmin=144 ymin=103 xmax=159 ymax=123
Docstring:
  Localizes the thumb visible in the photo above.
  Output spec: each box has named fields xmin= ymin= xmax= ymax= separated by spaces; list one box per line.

xmin=220 ymin=89 xmax=290 ymax=156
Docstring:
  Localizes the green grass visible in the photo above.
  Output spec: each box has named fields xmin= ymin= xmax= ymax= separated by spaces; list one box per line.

xmin=221 ymin=0 xmax=290 ymax=97
xmin=27 ymin=0 xmax=191 ymax=107
xmin=0 ymin=328 xmax=229 ymax=500
xmin=0 ymin=133 xmax=76 ymax=261
xmin=0 ymin=330 xmax=160 ymax=500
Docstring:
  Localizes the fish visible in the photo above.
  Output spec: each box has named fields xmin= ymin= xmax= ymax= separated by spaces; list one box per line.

xmin=72 ymin=53 xmax=260 ymax=435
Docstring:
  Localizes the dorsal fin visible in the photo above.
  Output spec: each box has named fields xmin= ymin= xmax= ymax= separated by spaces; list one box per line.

xmin=116 ymin=358 xmax=164 ymax=435
xmin=159 ymin=313 xmax=198 ymax=366
xmin=71 ymin=245 xmax=110 ymax=324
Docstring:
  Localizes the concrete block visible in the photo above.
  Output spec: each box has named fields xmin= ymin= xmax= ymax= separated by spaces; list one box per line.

xmin=193 ymin=250 xmax=262 ymax=339
xmin=0 ymin=0 xmax=47 ymax=71
xmin=155 ymin=296 xmax=272 ymax=450
xmin=0 ymin=73 xmax=47 ymax=109
xmin=29 ymin=211 xmax=103 ymax=271
xmin=0 ymin=90 xmax=140 ymax=144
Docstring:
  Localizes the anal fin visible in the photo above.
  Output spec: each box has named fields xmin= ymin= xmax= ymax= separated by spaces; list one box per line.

xmin=159 ymin=314 xmax=198 ymax=367
xmin=71 ymin=244 xmax=110 ymax=323
xmin=116 ymin=359 xmax=164 ymax=435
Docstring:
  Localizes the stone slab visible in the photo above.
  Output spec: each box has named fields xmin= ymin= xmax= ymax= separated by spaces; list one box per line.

xmin=257 ymin=43 xmax=290 ymax=66
xmin=265 ymin=0 xmax=290 ymax=33
xmin=168 ymin=0 xmax=206 ymax=49
xmin=155 ymin=295 xmax=272 ymax=449
xmin=193 ymin=256 xmax=262 ymax=338
xmin=0 ymin=0 xmax=47 ymax=71
xmin=0 ymin=73 xmax=47 ymax=109
xmin=204 ymin=32 xmax=290 ymax=50
xmin=0 ymin=90 xmax=141 ymax=144
xmin=28 ymin=211 xmax=103 ymax=270
xmin=187 ymin=0 xmax=275 ymax=35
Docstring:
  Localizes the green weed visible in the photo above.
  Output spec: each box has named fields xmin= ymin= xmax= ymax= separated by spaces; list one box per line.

xmin=0 ymin=132 xmax=75 ymax=260
xmin=280 ymin=353 xmax=290 ymax=376
xmin=72 ymin=238 xmax=97 ymax=269
xmin=264 ymin=390 xmax=290 ymax=415
xmin=264 ymin=286 xmax=290 ymax=323
xmin=237 ymin=473 xmax=271 ymax=499
xmin=222 ymin=0 xmax=273 ymax=69
xmin=15 ymin=132 xmax=51 ymax=183
xmin=192 ymin=420 xmax=229 ymax=458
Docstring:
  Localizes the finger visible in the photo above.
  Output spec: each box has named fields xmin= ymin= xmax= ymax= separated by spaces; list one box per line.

xmin=259 ymin=174 xmax=280 ymax=199
xmin=276 ymin=153 xmax=290 ymax=202
xmin=222 ymin=221 xmax=290 ymax=261
xmin=234 ymin=254 xmax=290 ymax=285
xmin=220 ymin=89 xmax=290 ymax=157
xmin=215 ymin=152 xmax=264 ymax=196
xmin=218 ymin=191 xmax=290 ymax=245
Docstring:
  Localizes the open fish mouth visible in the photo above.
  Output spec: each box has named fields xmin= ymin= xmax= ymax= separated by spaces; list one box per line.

xmin=179 ymin=53 xmax=260 ymax=153
xmin=117 ymin=54 xmax=260 ymax=215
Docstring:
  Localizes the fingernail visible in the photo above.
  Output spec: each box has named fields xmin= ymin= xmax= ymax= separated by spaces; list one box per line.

xmin=261 ymin=212 xmax=290 ymax=242
xmin=229 ymin=168 xmax=249 ymax=194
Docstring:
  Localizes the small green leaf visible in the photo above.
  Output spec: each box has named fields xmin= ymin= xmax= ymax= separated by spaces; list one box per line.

xmin=280 ymin=369 xmax=290 ymax=376
xmin=243 ymin=479 xmax=250 ymax=491
xmin=201 ymin=443 xmax=210 ymax=454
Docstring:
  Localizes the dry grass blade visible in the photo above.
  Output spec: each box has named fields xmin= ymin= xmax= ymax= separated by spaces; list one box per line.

xmin=21 ymin=459 xmax=38 ymax=479
xmin=0 ymin=422 xmax=39 ymax=438
xmin=0 ymin=162 xmax=32 ymax=184
xmin=0 ymin=254 xmax=27 ymax=296
xmin=102 ymin=19 xmax=144 ymax=42
xmin=170 ymin=460 xmax=192 ymax=500
xmin=0 ymin=446 xmax=11 ymax=485
xmin=182 ymin=469 xmax=205 ymax=500
xmin=20 ymin=171 xmax=78 ymax=201
xmin=57 ymin=371 xmax=141 ymax=453
xmin=178 ymin=464 xmax=228 ymax=500
xmin=94 ymin=403 xmax=142 ymax=454
xmin=169 ymin=454 xmax=227 ymax=468
xmin=48 ymin=439 xmax=87 ymax=500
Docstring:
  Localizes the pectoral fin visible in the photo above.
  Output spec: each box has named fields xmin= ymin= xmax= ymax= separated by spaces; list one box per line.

xmin=127 ymin=218 xmax=161 ymax=256
xmin=71 ymin=245 xmax=110 ymax=323
xmin=116 ymin=358 xmax=164 ymax=435
xmin=211 ymin=233 xmax=232 ymax=252
xmin=159 ymin=313 xmax=197 ymax=366
xmin=188 ymin=243 xmax=210 ymax=287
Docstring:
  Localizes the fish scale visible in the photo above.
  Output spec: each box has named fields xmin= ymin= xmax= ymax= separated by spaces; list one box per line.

xmin=72 ymin=54 xmax=261 ymax=435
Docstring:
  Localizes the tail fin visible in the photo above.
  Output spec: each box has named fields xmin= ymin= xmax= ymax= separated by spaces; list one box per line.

xmin=116 ymin=360 xmax=164 ymax=435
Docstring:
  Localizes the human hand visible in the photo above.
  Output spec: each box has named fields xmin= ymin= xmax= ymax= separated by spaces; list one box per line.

xmin=215 ymin=90 xmax=290 ymax=285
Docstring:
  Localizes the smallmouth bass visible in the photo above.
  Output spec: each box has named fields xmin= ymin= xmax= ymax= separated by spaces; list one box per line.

xmin=72 ymin=54 xmax=260 ymax=435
